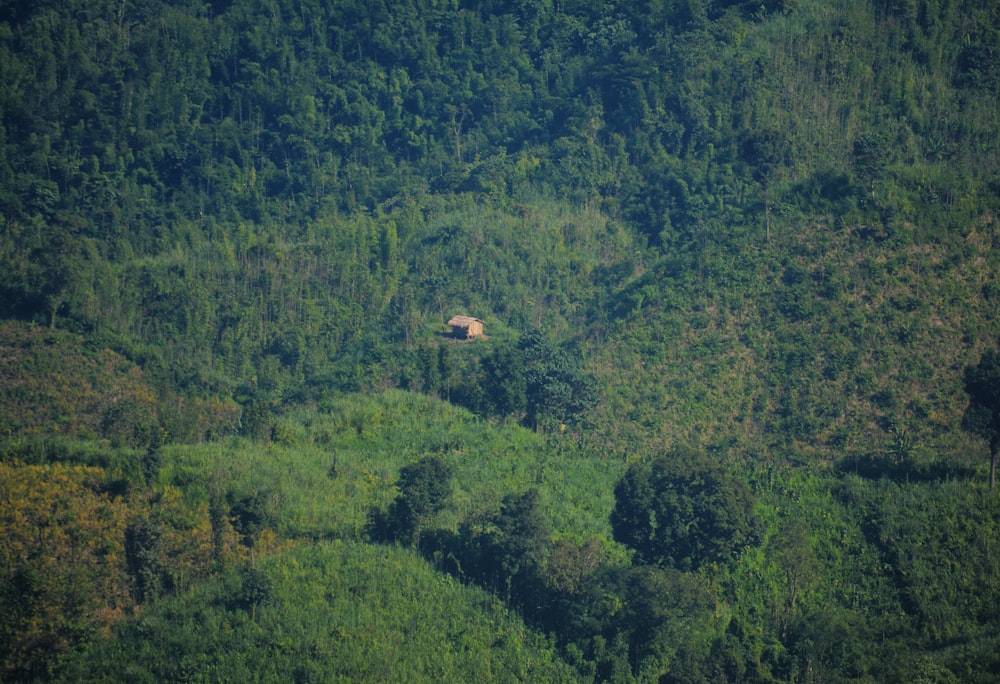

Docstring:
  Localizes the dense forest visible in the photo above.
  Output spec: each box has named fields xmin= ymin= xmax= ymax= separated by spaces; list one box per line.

xmin=2 ymin=0 xmax=1000 ymax=680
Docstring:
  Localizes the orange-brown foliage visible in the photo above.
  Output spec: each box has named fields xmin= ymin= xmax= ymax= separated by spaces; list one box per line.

xmin=0 ymin=462 xmax=131 ymax=676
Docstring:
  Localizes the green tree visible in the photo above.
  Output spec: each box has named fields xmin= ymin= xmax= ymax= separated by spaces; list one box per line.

xmin=481 ymin=341 xmax=527 ymax=421
xmin=464 ymin=488 xmax=549 ymax=610
xmin=100 ymin=398 xmax=159 ymax=449
xmin=610 ymin=447 xmax=761 ymax=571
xmin=234 ymin=564 xmax=273 ymax=621
xmin=230 ymin=492 xmax=271 ymax=565
xmin=740 ymin=128 xmax=789 ymax=242
xmin=124 ymin=519 xmax=169 ymax=604
xmin=438 ymin=344 xmax=455 ymax=402
xmin=418 ymin=344 xmax=442 ymax=397
xmin=386 ymin=455 xmax=453 ymax=546
xmin=491 ymin=489 xmax=548 ymax=586
xmin=852 ymin=129 xmax=891 ymax=200
xmin=963 ymin=349 xmax=1000 ymax=491
xmin=770 ymin=517 xmax=820 ymax=638
xmin=240 ymin=397 xmax=273 ymax=443
xmin=567 ymin=563 xmax=716 ymax=681
xmin=519 ymin=329 xmax=596 ymax=431
xmin=614 ymin=565 xmax=715 ymax=681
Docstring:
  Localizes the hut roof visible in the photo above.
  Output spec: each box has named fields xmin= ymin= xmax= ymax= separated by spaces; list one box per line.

xmin=447 ymin=315 xmax=483 ymax=327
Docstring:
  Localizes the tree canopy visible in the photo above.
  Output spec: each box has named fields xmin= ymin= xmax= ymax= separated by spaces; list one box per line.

xmin=381 ymin=455 xmax=454 ymax=546
xmin=611 ymin=448 xmax=761 ymax=571
xmin=3 ymin=0 xmax=1000 ymax=679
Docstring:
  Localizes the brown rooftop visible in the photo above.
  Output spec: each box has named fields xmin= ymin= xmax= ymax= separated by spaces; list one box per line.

xmin=447 ymin=315 xmax=484 ymax=339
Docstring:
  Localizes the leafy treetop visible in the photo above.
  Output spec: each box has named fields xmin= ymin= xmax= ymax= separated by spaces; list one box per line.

xmin=611 ymin=447 xmax=761 ymax=571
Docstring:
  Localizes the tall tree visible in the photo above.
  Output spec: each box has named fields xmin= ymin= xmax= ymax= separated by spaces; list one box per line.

xmin=963 ymin=350 xmax=1000 ymax=491
xmin=231 ymin=491 xmax=271 ymax=565
xmin=485 ymin=489 xmax=549 ymax=609
xmin=385 ymin=455 xmax=453 ymax=546
xmin=611 ymin=447 xmax=761 ymax=571
xmin=459 ymin=488 xmax=549 ymax=610
xmin=481 ymin=341 xmax=527 ymax=421
xmin=739 ymin=127 xmax=789 ymax=242
xmin=518 ymin=329 xmax=596 ymax=431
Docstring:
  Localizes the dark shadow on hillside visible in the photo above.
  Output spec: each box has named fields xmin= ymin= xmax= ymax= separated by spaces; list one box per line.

xmin=835 ymin=453 xmax=978 ymax=483
xmin=437 ymin=330 xmax=488 ymax=341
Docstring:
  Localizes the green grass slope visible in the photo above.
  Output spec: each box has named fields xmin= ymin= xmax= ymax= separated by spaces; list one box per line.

xmin=5 ymin=388 xmax=1000 ymax=681
xmin=158 ymin=389 xmax=623 ymax=547
xmin=55 ymin=541 xmax=580 ymax=683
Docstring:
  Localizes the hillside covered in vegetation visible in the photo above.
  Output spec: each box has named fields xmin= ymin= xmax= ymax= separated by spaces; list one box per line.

xmin=2 ymin=0 xmax=1000 ymax=681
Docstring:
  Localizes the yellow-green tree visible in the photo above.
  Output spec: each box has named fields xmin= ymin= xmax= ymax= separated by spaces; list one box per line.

xmin=0 ymin=462 xmax=130 ymax=680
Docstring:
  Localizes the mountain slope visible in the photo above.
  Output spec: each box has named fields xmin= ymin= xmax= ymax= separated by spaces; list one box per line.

xmin=3 ymin=0 xmax=1000 ymax=679
xmin=55 ymin=541 xmax=581 ymax=683
xmin=2 ymin=0 xmax=997 ymax=464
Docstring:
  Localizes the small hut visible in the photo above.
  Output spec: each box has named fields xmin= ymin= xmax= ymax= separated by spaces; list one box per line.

xmin=447 ymin=315 xmax=484 ymax=339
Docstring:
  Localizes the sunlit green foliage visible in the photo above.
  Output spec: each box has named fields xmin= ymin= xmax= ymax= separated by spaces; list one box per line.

xmin=55 ymin=542 xmax=579 ymax=683
xmin=2 ymin=0 xmax=1000 ymax=679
